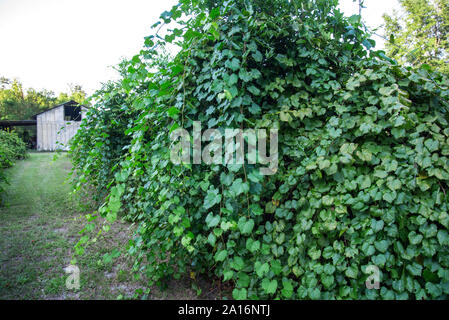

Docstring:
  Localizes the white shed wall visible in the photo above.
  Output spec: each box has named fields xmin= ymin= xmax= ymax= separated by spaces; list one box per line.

xmin=36 ymin=106 xmax=87 ymax=151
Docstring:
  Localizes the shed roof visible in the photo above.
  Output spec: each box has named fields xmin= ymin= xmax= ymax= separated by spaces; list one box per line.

xmin=31 ymin=100 xmax=87 ymax=119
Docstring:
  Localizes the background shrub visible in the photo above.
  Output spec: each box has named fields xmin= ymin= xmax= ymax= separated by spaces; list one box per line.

xmin=0 ymin=130 xmax=27 ymax=168
xmin=71 ymin=0 xmax=449 ymax=299
xmin=0 ymin=130 xmax=28 ymax=204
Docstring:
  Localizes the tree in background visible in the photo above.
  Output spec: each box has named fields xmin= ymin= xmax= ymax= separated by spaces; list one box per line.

xmin=0 ymin=78 xmax=87 ymax=120
xmin=56 ymin=84 xmax=88 ymax=106
xmin=383 ymin=0 xmax=449 ymax=74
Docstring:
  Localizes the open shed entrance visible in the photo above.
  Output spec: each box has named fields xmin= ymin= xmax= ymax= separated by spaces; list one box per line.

xmin=64 ymin=103 xmax=82 ymax=121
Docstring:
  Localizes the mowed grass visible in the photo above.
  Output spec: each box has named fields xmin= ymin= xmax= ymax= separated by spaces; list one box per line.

xmin=0 ymin=152 xmax=217 ymax=300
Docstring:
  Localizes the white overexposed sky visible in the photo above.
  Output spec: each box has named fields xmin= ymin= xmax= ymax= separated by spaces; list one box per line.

xmin=0 ymin=0 xmax=401 ymax=95
xmin=338 ymin=0 xmax=402 ymax=44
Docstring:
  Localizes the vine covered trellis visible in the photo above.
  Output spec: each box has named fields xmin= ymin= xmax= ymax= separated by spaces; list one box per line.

xmin=70 ymin=0 xmax=449 ymax=299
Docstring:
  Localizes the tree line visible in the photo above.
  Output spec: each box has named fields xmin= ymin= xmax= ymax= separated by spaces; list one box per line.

xmin=0 ymin=77 xmax=87 ymax=121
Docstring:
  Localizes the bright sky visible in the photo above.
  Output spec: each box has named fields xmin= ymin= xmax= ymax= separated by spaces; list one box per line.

xmin=0 ymin=0 xmax=401 ymax=95
xmin=339 ymin=0 xmax=402 ymax=42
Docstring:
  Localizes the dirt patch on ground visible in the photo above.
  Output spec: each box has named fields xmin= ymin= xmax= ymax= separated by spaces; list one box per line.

xmin=53 ymin=227 xmax=69 ymax=234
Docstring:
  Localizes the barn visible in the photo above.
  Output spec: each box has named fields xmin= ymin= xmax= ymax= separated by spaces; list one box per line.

xmin=32 ymin=100 xmax=87 ymax=151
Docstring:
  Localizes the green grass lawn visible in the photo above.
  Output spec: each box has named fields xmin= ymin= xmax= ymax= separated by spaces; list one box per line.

xmin=0 ymin=152 xmax=216 ymax=300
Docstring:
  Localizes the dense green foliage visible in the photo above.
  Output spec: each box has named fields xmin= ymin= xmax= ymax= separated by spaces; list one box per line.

xmin=0 ymin=130 xmax=28 ymax=204
xmin=383 ymin=0 xmax=449 ymax=74
xmin=71 ymin=0 xmax=449 ymax=299
xmin=69 ymin=81 xmax=136 ymax=204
